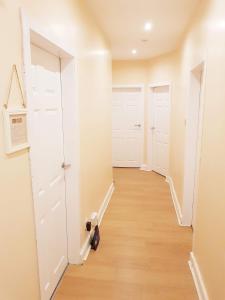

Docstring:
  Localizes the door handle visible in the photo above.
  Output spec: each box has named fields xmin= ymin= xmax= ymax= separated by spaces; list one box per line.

xmin=151 ymin=127 xmax=156 ymax=130
xmin=134 ymin=124 xmax=141 ymax=128
xmin=61 ymin=162 xmax=71 ymax=169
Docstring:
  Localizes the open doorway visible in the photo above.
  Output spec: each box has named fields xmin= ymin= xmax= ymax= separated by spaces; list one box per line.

xmin=182 ymin=62 xmax=205 ymax=226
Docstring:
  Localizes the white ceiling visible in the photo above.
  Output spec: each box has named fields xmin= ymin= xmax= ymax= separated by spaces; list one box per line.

xmin=85 ymin=0 xmax=200 ymax=60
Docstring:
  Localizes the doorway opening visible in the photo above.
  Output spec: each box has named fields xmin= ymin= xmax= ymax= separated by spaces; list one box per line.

xmin=182 ymin=62 xmax=205 ymax=226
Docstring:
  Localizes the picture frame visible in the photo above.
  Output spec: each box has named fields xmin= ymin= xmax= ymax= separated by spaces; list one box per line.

xmin=3 ymin=108 xmax=29 ymax=154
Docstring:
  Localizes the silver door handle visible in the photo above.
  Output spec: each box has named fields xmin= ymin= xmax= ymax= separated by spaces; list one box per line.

xmin=151 ymin=127 xmax=156 ymax=130
xmin=134 ymin=124 xmax=141 ymax=128
xmin=61 ymin=162 xmax=71 ymax=169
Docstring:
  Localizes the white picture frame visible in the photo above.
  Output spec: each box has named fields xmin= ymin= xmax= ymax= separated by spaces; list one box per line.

xmin=3 ymin=108 xmax=29 ymax=154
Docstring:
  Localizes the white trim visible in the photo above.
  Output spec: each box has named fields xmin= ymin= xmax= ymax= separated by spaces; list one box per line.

xmin=98 ymin=183 xmax=115 ymax=225
xmin=112 ymin=84 xmax=145 ymax=167
xmin=140 ymin=164 xmax=146 ymax=171
xmin=140 ymin=164 xmax=147 ymax=171
xmin=166 ymin=176 xmax=183 ymax=226
xmin=140 ymin=164 xmax=151 ymax=171
xmin=112 ymin=84 xmax=145 ymax=89
xmin=80 ymin=183 xmax=115 ymax=262
xmin=189 ymin=252 xmax=209 ymax=300
xmin=25 ymin=14 xmax=75 ymax=58
xmin=147 ymin=82 xmax=172 ymax=174
xmin=149 ymin=81 xmax=171 ymax=88
xmin=80 ymin=239 xmax=91 ymax=262
xmin=20 ymin=8 xmax=81 ymax=298
xmin=182 ymin=61 xmax=207 ymax=226
xmin=147 ymin=88 xmax=154 ymax=171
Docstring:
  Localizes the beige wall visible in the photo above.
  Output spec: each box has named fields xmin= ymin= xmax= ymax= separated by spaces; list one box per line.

xmin=112 ymin=60 xmax=147 ymax=85
xmin=187 ymin=1 xmax=225 ymax=298
xmin=148 ymin=2 xmax=225 ymax=297
xmin=0 ymin=1 xmax=112 ymax=299
xmin=2 ymin=0 xmax=225 ymax=298
xmin=112 ymin=0 xmax=225 ymax=298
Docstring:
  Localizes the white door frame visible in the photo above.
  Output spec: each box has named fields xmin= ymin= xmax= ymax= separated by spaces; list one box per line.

xmin=147 ymin=82 xmax=172 ymax=174
xmin=20 ymin=8 xmax=81 ymax=275
xmin=182 ymin=61 xmax=206 ymax=226
xmin=112 ymin=84 xmax=145 ymax=167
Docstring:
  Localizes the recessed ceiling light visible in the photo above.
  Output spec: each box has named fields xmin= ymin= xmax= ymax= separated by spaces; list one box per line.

xmin=132 ymin=49 xmax=137 ymax=55
xmin=144 ymin=22 xmax=152 ymax=31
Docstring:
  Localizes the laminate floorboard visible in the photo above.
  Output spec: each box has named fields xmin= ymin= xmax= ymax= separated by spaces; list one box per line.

xmin=55 ymin=168 xmax=198 ymax=300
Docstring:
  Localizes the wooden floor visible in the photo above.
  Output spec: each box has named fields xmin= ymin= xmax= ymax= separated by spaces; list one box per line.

xmin=55 ymin=168 xmax=198 ymax=300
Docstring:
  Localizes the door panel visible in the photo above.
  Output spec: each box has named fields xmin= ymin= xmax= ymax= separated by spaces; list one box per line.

xmin=30 ymin=45 xmax=68 ymax=300
xmin=112 ymin=88 xmax=143 ymax=167
xmin=151 ymin=86 xmax=170 ymax=176
xmin=183 ymin=65 xmax=203 ymax=226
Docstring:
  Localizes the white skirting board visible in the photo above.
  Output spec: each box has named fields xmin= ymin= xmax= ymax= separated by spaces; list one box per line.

xmin=189 ymin=252 xmax=209 ymax=300
xmin=140 ymin=164 xmax=152 ymax=171
xmin=80 ymin=182 xmax=115 ymax=262
xmin=166 ymin=176 xmax=183 ymax=226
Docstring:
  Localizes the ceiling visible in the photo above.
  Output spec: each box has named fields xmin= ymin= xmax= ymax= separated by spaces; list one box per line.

xmin=85 ymin=0 xmax=200 ymax=60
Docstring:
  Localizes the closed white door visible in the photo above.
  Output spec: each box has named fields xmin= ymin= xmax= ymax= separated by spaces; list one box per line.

xmin=151 ymin=86 xmax=170 ymax=176
xmin=182 ymin=64 xmax=203 ymax=226
xmin=112 ymin=87 xmax=144 ymax=167
xmin=30 ymin=45 xmax=68 ymax=300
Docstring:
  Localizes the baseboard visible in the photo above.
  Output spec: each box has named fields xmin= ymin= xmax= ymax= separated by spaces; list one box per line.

xmin=140 ymin=164 xmax=147 ymax=171
xmin=166 ymin=176 xmax=183 ymax=226
xmin=79 ymin=235 xmax=91 ymax=262
xmin=189 ymin=252 xmax=209 ymax=300
xmin=80 ymin=182 xmax=115 ymax=262
xmin=98 ymin=182 xmax=115 ymax=225
xmin=140 ymin=164 xmax=152 ymax=171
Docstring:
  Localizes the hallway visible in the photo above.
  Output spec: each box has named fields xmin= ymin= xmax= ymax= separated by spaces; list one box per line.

xmin=55 ymin=168 xmax=197 ymax=299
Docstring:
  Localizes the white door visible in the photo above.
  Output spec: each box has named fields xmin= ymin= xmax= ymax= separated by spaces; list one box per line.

xmin=30 ymin=45 xmax=68 ymax=300
xmin=112 ymin=87 xmax=144 ymax=167
xmin=151 ymin=86 xmax=170 ymax=176
xmin=182 ymin=63 xmax=203 ymax=226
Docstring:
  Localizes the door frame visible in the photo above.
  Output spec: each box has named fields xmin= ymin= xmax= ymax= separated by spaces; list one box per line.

xmin=147 ymin=82 xmax=172 ymax=174
xmin=20 ymin=8 xmax=81 ymax=275
xmin=182 ymin=61 xmax=206 ymax=226
xmin=112 ymin=84 xmax=145 ymax=167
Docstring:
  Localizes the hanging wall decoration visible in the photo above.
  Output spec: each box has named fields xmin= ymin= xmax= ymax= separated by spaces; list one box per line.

xmin=2 ymin=64 xmax=29 ymax=154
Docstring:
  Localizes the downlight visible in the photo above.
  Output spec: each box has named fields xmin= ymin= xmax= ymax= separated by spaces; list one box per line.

xmin=144 ymin=22 xmax=153 ymax=31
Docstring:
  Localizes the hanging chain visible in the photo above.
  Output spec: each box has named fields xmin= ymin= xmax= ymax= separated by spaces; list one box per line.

xmin=4 ymin=64 xmax=26 ymax=109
